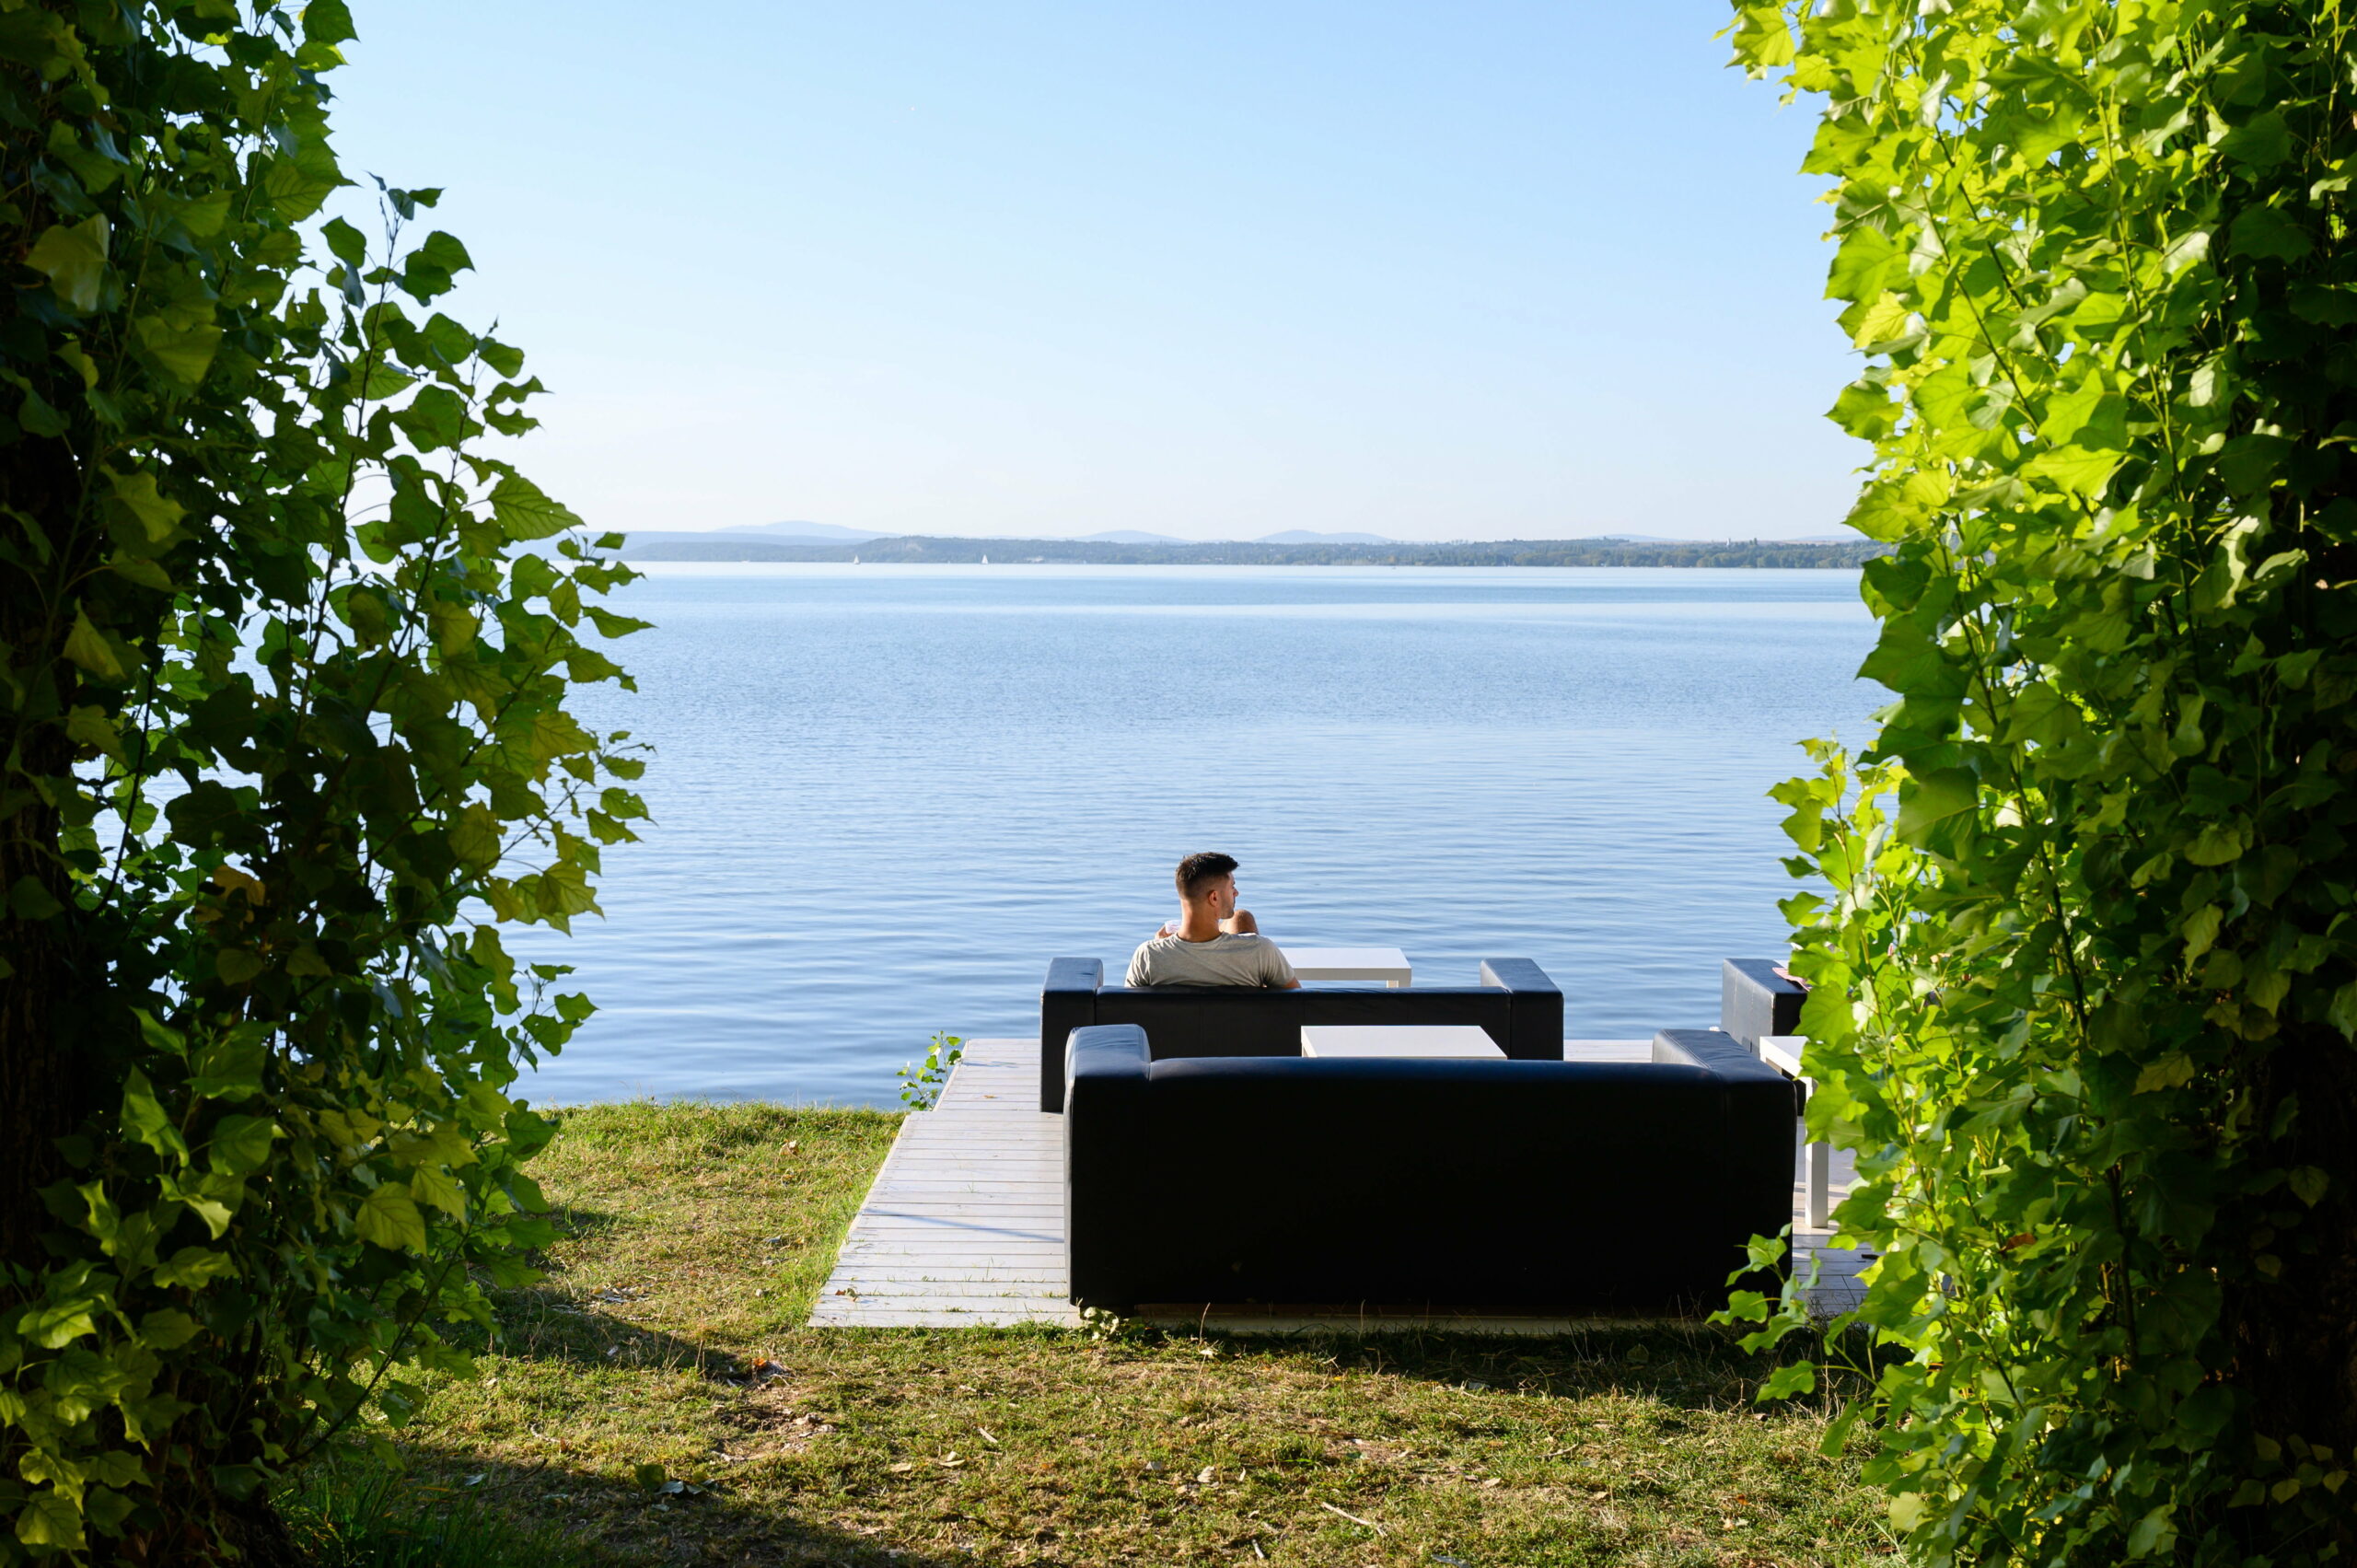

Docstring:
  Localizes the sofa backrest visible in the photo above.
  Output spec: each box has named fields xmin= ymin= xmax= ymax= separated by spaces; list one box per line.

xmin=1039 ymin=955 xmax=1562 ymax=1111
xmin=1091 ymin=984 xmax=1515 ymax=1059
xmin=1062 ymin=1023 xmax=1794 ymax=1312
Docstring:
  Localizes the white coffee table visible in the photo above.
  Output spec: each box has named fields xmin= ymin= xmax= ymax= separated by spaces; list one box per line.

xmin=1299 ymin=1024 xmax=1502 ymax=1059
xmin=1761 ymin=1035 xmax=1831 ymax=1229
xmin=1278 ymin=946 xmax=1411 ymax=986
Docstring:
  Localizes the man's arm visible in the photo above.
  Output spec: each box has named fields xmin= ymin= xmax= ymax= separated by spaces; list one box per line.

xmin=1264 ymin=943 xmax=1301 ymax=990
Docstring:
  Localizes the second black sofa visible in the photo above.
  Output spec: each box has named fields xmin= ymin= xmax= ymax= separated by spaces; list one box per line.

xmin=1037 ymin=956 xmax=1562 ymax=1112
xmin=1064 ymin=1023 xmax=1794 ymax=1313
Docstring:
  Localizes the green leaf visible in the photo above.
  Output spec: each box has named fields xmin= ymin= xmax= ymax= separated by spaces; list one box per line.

xmin=2126 ymin=1505 xmax=2176 ymax=1558
xmin=150 ymin=1246 xmax=237 ymax=1290
xmin=478 ymin=338 xmax=525 ymax=378
xmin=321 ymin=215 xmax=367 ymax=268
xmin=303 ymin=0 xmax=357 ymax=45
xmin=64 ymin=703 xmax=125 ymax=762
xmin=215 ymin=947 xmax=267 ymax=985
xmin=2023 ymin=445 xmax=2120 ymax=498
xmin=2288 ymin=1166 xmax=2329 ymax=1206
xmin=2220 ymin=110 xmax=2292 ymax=168
xmin=140 ymin=1308 xmax=203 ymax=1349
xmin=134 ymin=314 xmax=225 ymax=389
xmin=105 ymin=469 xmax=186 ymax=543
xmin=63 ymin=605 xmax=125 ymax=679
xmin=1829 ymin=379 xmax=1900 ymax=441
xmin=1825 ymin=226 xmax=1900 ymax=305
xmin=1726 ymin=3 xmax=1794 ymax=71
xmin=584 ymin=605 xmax=656 ymax=639
xmin=26 ymin=215 xmax=110 ymax=312
xmin=2038 ymin=378 xmax=2126 ymax=449
xmin=412 ymin=228 xmax=472 ymax=275
xmin=394 ymin=385 xmax=470 ymax=451
xmin=188 ymin=1030 xmax=268 ymax=1099
xmin=2183 ymin=820 xmax=2247 ymax=865
xmin=354 ymin=1182 xmax=428 ymax=1252
xmin=261 ymin=132 xmax=343 ymax=220
xmin=1758 ymin=1362 xmax=1816 ymax=1400
xmin=206 ymin=1114 xmax=278 ymax=1175
xmin=9 ymin=873 xmax=64 ymax=920
xmin=2134 ymin=1053 xmax=2196 ymax=1094
xmin=122 ymin=1068 xmax=191 ymax=1160
xmin=2230 ymin=205 xmax=2312 ymax=262
xmin=410 ymin=1163 xmax=467 ymax=1220
xmin=14 ymin=1488 xmax=86 ymax=1550
xmin=449 ymin=802 xmax=504 ymax=870
xmin=2181 ymin=904 xmax=2224 ymax=963
xmin=16 ymin=1298 xmax=99 ymax=1350
xmin=175 ymin=1188 xmax=234 ymax=1240
xmin=491 ymin=473 xmax=583 ymax=540
xmin=2331 ymin=981 xmax=2357 ymax=1040
xmin=1895 ymin=768 xmax=1978 ymax=844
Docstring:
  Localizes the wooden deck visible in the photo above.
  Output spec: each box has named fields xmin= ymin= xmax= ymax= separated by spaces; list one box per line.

xmin=810 ymin=1037 xmax=1867 ymax=1330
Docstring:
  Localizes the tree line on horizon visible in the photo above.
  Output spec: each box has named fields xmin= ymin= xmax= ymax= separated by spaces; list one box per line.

xmin=619 ymin=534 xmax=1890 ymax=568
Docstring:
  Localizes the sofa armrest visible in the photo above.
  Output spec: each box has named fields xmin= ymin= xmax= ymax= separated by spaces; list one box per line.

xmin=1653 ymin=1028 xmax=1788 ymax=1083
xmin=1069 ymin=1021 xmax=1150 ymax=1085
xmin=1654 ymin=1028 xmax=1797 ymax=1283
xmin=1480 ymin=958 xmax=1564 ymax=1060
xmin=1040 ymin=958 xmax=1104 ymax=1112
xmin=1064 ymin=1024 xmax=1152 ymax=1311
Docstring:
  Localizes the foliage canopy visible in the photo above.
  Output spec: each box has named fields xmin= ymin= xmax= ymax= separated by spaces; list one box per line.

xmin=1725 ymin=1 xmax=2357 ymax=1563
xmin=0 ymin=1 xmax=644 ymax=1559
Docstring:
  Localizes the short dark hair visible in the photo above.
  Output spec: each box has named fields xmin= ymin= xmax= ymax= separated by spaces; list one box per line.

xmin=1175 ymin=851 xmax=1238 ymax=900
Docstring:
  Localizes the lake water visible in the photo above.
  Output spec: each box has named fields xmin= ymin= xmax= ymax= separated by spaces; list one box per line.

xmin=512 ymin=564 xmax=1882 ymax=1108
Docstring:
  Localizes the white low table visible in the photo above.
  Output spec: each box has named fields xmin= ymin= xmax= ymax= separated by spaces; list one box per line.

xmin=1278 ymin=946 xmax=1411 ymax=986
xmin=1300 ymin=1024 xmax=1503 ymax=1059
xmin=1761 ymin=1035 xmax=1831 ymax=1229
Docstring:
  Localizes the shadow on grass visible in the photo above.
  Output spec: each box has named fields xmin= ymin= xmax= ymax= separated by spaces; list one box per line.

xmin=1126 ymin=1319 xmax=1827 ymax=1412
xmin=313 ymin=1448 xmax=968 ymax=1568
xmin=470 ymin=1281 xmax=769 ymax=1382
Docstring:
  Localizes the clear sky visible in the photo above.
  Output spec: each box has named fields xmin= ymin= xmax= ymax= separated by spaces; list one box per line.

xmin=325 ymin=2 xmax=1864 ymax=543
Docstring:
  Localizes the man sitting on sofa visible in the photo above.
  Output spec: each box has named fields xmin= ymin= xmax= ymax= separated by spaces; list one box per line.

xmin=1125 ymin=851 xmax=1302 ymax=989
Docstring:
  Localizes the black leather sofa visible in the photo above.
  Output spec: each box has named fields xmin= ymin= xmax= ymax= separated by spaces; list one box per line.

xmin=1038 ymin=957 xmax=1562 ymax=1113
xmin=1063 ymin=1023 xmax=1794 ymax=1314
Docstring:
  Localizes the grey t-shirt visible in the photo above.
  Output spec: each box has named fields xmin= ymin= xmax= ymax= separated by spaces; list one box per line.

xmin=1125 ymin=933 xmax=1296 ymax=988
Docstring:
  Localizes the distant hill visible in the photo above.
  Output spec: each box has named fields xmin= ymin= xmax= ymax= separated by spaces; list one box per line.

xmin=1076 ymin=529 xmax=1187 ymax=543
xmin=621 ymin=533 xmax=1887 ymax=569
xmin=1256 ymin=529 xmax=1393 ymax=544
xmin=717 ymin=520 xmax=892 ymax=541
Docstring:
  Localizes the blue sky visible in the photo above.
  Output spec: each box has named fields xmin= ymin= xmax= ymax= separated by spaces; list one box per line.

xmin=327 ymin=2 xmax=1861 ymax=543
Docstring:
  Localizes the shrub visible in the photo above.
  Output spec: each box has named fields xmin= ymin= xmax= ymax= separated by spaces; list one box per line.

xmin=1724 ymin=3 xmax=2357 ymax=1562
xmin=0 ymin=3 xmax=644 ymax=1559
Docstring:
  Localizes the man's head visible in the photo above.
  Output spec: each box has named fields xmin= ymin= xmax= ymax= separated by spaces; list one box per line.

xmin=1175 ymin=851 xmax=1239 ymax=912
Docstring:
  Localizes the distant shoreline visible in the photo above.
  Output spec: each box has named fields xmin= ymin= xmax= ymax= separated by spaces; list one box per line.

xmin=619 ymin=535 xmax=1884 ymax=569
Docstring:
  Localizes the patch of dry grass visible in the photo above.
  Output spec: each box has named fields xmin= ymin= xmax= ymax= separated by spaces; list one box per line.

xmin=351 ymin=1101 xmax=1893 ymax=1567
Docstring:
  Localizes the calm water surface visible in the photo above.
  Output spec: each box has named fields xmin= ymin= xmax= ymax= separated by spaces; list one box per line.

xmin=513 ymin=564 xmax=1881 ymax=1107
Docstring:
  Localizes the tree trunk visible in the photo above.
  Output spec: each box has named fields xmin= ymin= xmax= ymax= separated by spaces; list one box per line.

xmin=0 ymin=435 xmax=93 ymax=1280
xmin=2228 ymin=1023 xmax=2357 ymax=1553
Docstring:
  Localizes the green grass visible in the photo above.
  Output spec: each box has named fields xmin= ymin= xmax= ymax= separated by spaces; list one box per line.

xmin=327 ymin=1101 xmax=1895 ymax=1566
xmin=284 ymin=1461 xmax=596 ymax=1567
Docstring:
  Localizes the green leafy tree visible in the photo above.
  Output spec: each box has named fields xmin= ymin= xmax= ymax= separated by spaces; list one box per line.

xmin=0 ymin=2 xmax=645 ymax=1559
xmin=1723 ymin=1 xmax=2357 ymax=1562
